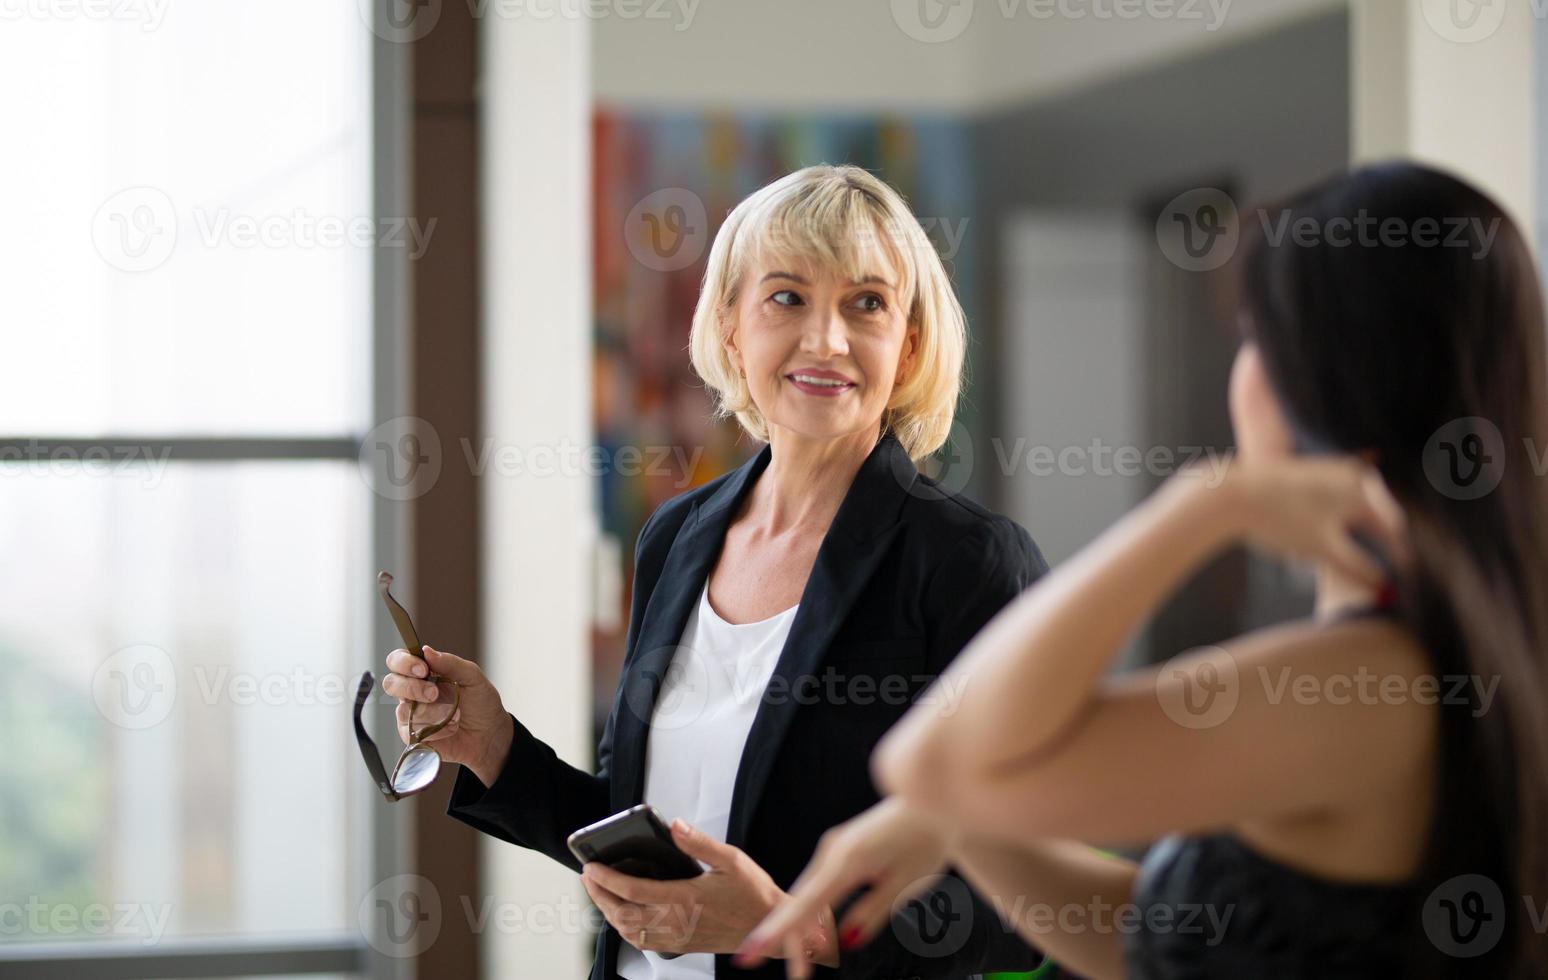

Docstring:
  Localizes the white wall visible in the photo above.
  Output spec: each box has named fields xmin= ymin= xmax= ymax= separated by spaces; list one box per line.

xmin=592 ymin=0 xmax=1340 ymax=112
xmin=592 ymin=0 xmax=975 ymax=111
xmin=999 ymin=212 xmax=1147 ymax=567
xmin=970 ymin=0 xmax=1343 ymax=111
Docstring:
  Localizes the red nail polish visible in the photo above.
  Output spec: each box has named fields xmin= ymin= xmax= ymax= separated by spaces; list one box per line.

xmin=840 ymin=926 xmax=862 ymax=950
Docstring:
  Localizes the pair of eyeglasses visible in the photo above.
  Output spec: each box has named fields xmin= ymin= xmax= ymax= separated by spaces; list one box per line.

xmin=353 ymin=571 xmax=461 ymax=801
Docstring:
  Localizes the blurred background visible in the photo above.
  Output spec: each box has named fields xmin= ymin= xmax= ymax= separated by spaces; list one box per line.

xmin=0 ymin=1 xmax=1541 ymax=977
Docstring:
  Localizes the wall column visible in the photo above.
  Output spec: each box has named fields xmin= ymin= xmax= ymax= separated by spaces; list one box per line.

xmin=480 ymin=8 xmax=595 ymax=978
xmin=1351 ymin=0 xmax=1536 ymax=240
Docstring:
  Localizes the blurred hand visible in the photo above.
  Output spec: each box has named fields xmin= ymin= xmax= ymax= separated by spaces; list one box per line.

xmin=581 ymin=819 xmax=835 ymax=967
xmin=734 ymin=797 xmax=954 ymax=978
xmin=1210 ymin=455 xmax=1410 ymax=588
xmin=381 ymin=644 xmax=512 ymax=783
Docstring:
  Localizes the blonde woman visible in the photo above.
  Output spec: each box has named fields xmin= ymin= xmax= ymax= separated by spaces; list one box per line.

xmin=381 ymin=165 xmax=1049 ymax=979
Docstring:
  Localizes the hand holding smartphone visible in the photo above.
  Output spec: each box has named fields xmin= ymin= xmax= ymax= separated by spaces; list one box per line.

xmin=568 ymin=804 xmax=703 ymax=880
xmin=570 ymin=805 xmax=703 ymax=960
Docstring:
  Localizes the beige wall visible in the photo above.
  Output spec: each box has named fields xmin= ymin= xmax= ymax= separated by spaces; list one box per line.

xmin=481 ymin=10 xmax=596 ymax=978
xmin=1352 ymin=0 xmax=1537 ymax=240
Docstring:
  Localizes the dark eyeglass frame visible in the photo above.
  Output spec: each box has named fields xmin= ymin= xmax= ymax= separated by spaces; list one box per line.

xmin=352 ymin=571 xmax=461 ymax=801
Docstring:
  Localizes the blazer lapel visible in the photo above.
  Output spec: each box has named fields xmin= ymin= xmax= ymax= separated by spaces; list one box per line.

xmin=610 ymin=443 xmax=773 ymax=811
xmin=609 ymin=433 xmax=921 ymax=828
xmin=724 ymin=434 xmax=918 ymax=848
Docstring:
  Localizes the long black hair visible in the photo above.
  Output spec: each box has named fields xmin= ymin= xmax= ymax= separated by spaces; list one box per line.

xmin=1239 ymin=162 xmax=1548 ymax=977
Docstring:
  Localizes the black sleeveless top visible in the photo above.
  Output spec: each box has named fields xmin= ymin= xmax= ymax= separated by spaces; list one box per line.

xmin=1123 ymin=832 xmax=1421 ymax=979
xmin=1124 ymin=602 xmax=1424 ymax=978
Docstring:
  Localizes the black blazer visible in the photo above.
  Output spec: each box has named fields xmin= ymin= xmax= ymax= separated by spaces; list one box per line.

xmin=447 ymin=432 xmax=1049 ymax=978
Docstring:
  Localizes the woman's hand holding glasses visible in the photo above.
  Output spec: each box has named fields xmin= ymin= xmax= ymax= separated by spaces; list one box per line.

xmin=355 ymin=572 xmax=516 ymax=801
xmin=381 ymin=643 xmax=514 ymax=787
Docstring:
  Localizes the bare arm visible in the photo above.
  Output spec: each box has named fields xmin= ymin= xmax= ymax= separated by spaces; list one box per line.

xmin=885 ymin=474 xmax=1235 ymax=784
xmin=874 ymin=462 xmax=1425 ymax=847
xmin=951 ymin=836 xmax=1137 ymax=980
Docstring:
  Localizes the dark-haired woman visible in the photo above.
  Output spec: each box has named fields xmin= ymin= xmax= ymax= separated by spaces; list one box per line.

xmin=739 ymin=162 xmax=1548 ymax=979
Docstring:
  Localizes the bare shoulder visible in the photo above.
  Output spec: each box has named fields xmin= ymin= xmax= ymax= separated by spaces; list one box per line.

xmin=1236 ymin=611 xmax=1434 ymax=683
xmin=1211 ymin=611 xmax=1441 ymax=766
xmin=1219 ymin=613 xmax=1442 ymax=879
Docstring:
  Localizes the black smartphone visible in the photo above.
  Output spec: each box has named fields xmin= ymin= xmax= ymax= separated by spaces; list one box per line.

xmin=567 ymin=804 xmax=703 ymax=880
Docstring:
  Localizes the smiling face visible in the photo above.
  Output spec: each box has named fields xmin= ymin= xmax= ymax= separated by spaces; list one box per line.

xmin=722 ymin=258 xmax=918 ymax=448
xmin=689 ymin=165 xmax=968 ymax=460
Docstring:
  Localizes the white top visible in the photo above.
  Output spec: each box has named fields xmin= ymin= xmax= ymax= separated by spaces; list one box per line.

xmin=616 ymin=582 xmax=800 ymax=980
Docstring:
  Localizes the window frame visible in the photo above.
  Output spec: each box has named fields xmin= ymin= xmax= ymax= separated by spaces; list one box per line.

xmin=0 ymin=16 xmax=412 ymax=980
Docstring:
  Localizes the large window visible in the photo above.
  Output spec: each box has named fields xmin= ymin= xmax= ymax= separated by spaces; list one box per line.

xmin=1 ymin=3 xmax=388 ymax=976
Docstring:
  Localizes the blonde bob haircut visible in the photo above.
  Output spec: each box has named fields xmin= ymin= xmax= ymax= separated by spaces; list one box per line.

xmin=688 ymin=164 xmax=967 ymax=462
